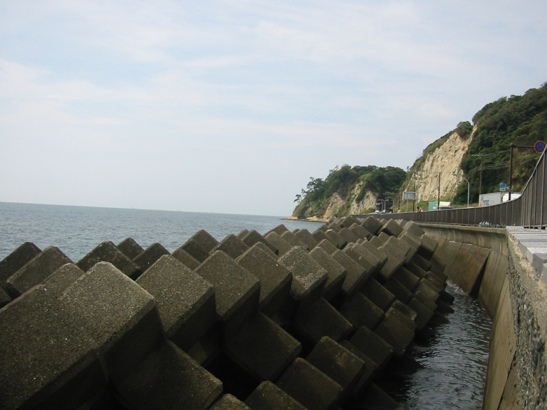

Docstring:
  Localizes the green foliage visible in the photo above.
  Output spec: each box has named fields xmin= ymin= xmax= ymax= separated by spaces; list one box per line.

xmin=294 ymin=164 xmax=406 ymax=218
xmin=454 ymin=83 xmax=547 ymax=204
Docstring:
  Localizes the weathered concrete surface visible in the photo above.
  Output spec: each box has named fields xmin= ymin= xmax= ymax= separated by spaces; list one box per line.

xmin=0 ymin=217 xmax=454 ymax=410
xmin=419 ymin=223 xmax=547 ymax=410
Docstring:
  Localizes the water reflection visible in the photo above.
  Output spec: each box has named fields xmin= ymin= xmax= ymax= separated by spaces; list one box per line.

xmin=381 ymin=283 xmax=492 ymax=409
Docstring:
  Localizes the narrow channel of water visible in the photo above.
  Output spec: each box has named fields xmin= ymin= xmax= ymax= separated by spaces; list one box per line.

xmin=381 ymin=283 xmax=493 ymax=409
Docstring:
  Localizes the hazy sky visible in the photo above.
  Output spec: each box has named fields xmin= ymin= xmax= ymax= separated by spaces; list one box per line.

xmin=1 ymin=1 xmax=546 ymax=216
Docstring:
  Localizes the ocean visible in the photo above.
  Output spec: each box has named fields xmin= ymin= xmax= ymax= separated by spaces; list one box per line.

xmin=0 ymin=201 xmax=490 ymax=409
xmin=0 ymin=202 xmax=324 ymax=261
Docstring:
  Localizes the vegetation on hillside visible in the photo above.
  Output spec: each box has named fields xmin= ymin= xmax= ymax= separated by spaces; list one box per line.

xmin=454 ymin=83 xmax=547 ymax=203
xmin=293 ymin=165 xmax=406 ymax=218
xmin=292 ymin=81 xmax=547 ymax=218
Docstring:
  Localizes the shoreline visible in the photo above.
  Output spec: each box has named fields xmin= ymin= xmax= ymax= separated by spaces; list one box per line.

xmin=284 ymin=215 xmax=330 ymax=223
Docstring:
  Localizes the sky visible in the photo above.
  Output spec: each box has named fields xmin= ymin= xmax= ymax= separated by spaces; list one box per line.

xmin=1 ymin=1 xmax=546 ymax=217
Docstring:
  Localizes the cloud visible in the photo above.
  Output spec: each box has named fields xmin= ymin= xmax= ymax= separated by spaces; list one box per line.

xmin=1 ymin=0 xmax=546 ymax=215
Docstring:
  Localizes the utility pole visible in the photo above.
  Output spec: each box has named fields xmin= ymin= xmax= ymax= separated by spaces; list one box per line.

xmin=437 ymin=173 xmax=440 ymax=209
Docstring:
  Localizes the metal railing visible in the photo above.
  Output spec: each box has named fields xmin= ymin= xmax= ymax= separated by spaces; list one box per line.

xmin=369 ymin=150 xmax=547 ymax=229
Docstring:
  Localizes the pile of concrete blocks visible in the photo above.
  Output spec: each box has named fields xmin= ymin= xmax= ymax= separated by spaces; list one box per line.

xmin=0 ymin=216 xmax=454 ymax=410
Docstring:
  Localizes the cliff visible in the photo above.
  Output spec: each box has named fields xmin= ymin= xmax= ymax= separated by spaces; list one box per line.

xmin=291 ymin=82 xmax=547 ymax=220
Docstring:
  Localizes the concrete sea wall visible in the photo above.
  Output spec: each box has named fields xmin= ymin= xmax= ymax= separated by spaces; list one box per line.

xmin=421 ymin=224 xmax=547 ymax=410
xmin=0 ymin=216 xmax=454 ymax=410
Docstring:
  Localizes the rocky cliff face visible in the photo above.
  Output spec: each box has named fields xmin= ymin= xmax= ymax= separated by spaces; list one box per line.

xmin=320 ymin=183 xmax=378 ymax=221
xmin=403 ymin=130 xmax=474 ymax=206
xmin=291 ymin=128 xmax=473 ymax=221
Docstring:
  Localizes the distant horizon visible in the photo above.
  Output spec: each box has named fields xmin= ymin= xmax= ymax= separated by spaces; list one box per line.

xmin=0 ymin=200 xmax=292 ymax=219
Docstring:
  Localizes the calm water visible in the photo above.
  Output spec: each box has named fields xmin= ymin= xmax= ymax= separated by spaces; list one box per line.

xmin=386 ymin=283 xmax=492 ymax=410
xmin=0 ymin=202 xmax=324 ymax=261
xmin=0 ymin=202 xmax=491 ymax=409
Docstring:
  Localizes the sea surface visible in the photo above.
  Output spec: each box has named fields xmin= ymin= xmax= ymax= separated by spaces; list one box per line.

xmin=383 ymin=283 xmax=492 ymax=410
xmin=0 ymin=202 xmax=491 ymax=409
xmin=0 ymin=202 xmax=324 ymax=261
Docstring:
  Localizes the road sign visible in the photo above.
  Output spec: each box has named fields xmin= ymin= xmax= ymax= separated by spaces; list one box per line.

xmin=500 ymin=182 xmax=506 ymax=192
xmin=534 ymin=140 xmax=546 ymax=153
xmin=403 ymin=191 xmax=416 ymax=200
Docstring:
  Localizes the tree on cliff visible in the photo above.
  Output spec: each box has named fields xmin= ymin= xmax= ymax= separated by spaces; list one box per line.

xmin=292 ymin=165 xmax=406 ymax=219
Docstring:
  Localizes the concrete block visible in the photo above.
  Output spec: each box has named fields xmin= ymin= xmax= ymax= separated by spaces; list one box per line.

xmin=316 ymin=238 xmax=339 ymax=255
xmin=419 ymin=234 xmax=438 ymax=259
xmin=213 ymin=234 xmax=250 ymax=259
xmin=224 ymin=312 xmax=302 ymax=381
xmin=339 ymin=340 xmax=379 ymax=396
xmin=241 ymin=230 xmax=278 ymax=255
xmin=117 ymin=238 xmax=144 ymax=260
xmin=268 ymin=224 xmax=290 ymax=236
xmin=348 ymin=326 xmax=394 ymax=372
xmin=335 ymin=215 xmax=361 ymax=228
xmin=0 ymin=241 xmax=41 ymax=285
xmin=179 ymin=238 xmax=211 ymax=263
xmin=133 ymin=242 xmax=170 ymax=273
xmin=386 ymin=236 xmax=414 ymax=264
xmin=407 ymin=297 xmax=435 ymax=330
xmin=294 ymin=229 xmax=319 ymax=249
xmin=339 ymin=292 xmax=384 ymax=330
xmin=359 ymin=278 xmax=395 ymax=311
xmin=191 ymin=229 xmax=220 ymax=253
xmin=400 ymin=233 xmax=420 ymax=261
xmin=359 ymin=217 xmax=383 ymax=235
xmin=6 ymin=246 xmax=73 ymax=296
xmin=360 ymin=241 xmax=388 ymax=270
xmin=264 ymin=231 xmax=293 ymax=256
xmin=343 ymin=247 xmax=376 ymax=282
xmin=391 ymin=267 xmax=420 ymax=292
xmin=332 ymin=250 xmax=369 ymax=298
xmin=307 ymin=337 xmax=366 ymax=403
xmin=77 ymin=241 xmax=141 ymax=279
xmin=402 ymin=220 xmax=425 ymax=238
xmin=245 ymin=381 xmax=307 ymax=410
xmin=117 ymin=340 xmax=223 ymax=410
xmin=0 ymin=285 xmax=105 ymax=410
xmin=171 ymin=246 xmax=201 ymax=270
xmin=413 ymin=290 xmax=438 ymax=313
xmin=325 ymin=229 xmax=347 ymax=249
xmin=382 ymin=278 xmax=413 ymax=304
xmin=377 ymin=241 xmax=406 ymax=281
xmin=309 ymin=247 xmax=347 ymax=301
xmin=281 ymin=230 xmax=309 ymax=250
xmin=370 ymin=233 xmax=388 ymax=248
xmin=313 ymin=229 xmax=330 ymax=245
xmin=237 ymin=229 xmax=249 ymax=239
xmin=196 ymin=251 xmax=260 ymax=338
xmin=43 ymin=263 xmax=85 ymax=294
xmin=347 ymin=243 xmax=383 ymax=274
xmin=235 ymin=244 xmax=292 ymax=317
xmin=385 ymin=306 xmax=416 ymax=332
xmin=294 ymin=297 xmax=353 ymax=344
xmin=380 ymin=219 xmax=404 ymax=237
xmin=338 ymin=228 xmax=361 ymax=246
xmin=211 ymin=394 xmax=252 ymax=410
xmin=360 ymin=383 xmax=401 ymax=409
xmin=136 ymin=255 xmax=216 ymax=351
xmin=276 ymin=358 xmax=343 ymax=410
xmin=414 ymin=278 xmax=440 ymax=302
xmin=410 ymin=253 xmax=432 ymax=273
xmin=390 ymin=299 xmax=418 ymax=323
xmin=349 ymin=223 xmax=373 ymax=241
xmin=0 ymin=286 xmax=11 ymax=308
xmin=278 ymin=247 xmax=328 ymax=311
xmin=374 ymin=311 xmax=415 ymax=356
xmin=61 ymin=262 xmax=164 ymax=385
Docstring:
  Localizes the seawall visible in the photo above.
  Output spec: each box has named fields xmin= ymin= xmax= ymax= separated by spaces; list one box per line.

xmin=0 ymin=216 xmax=455 ymax=410
xmin=419 ymin=224 xmax=547 ymax=409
